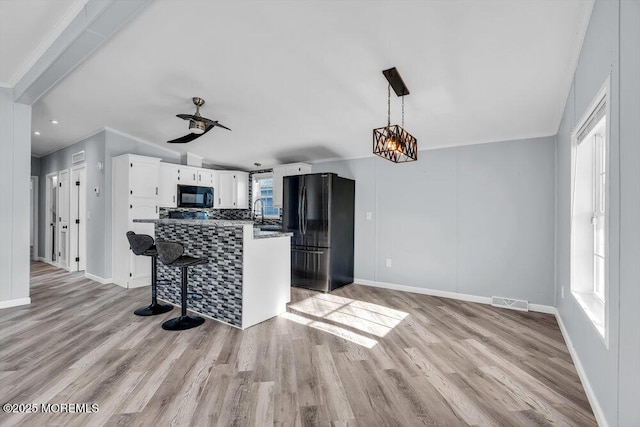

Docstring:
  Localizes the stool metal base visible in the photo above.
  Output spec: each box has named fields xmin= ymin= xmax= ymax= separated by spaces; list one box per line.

xmin=162 ymin=315 xmax=205 ymax=331
xmin=134 ymin=303 xmax=174 ymax=316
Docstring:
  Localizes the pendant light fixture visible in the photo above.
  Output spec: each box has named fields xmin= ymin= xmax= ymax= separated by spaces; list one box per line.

xmin=373 ymin=67 xmax=417 ymax=163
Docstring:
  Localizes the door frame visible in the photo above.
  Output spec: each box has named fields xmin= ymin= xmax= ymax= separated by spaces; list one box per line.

xmin=70 ymin=163 xmax=87 ymax=272
xmin=44 ymin=172 xmax=58 ymax=265
xmin=30 ymin=176 xmax=39 ymax=261
xmin=57 ymin=169 xmax=71 ymax=271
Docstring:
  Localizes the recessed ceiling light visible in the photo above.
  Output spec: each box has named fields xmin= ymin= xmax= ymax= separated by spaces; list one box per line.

xmin=50 ymin=120 xmax=59 ymax=124
xmin=34 ymin=131 xmax=40 ymax=135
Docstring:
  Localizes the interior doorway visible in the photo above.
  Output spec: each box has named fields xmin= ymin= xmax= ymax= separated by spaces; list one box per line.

xmin=30 ymin=176 xmax=39 ymax=260
xmin=70 ymin=164 xmax=87 ymax=272
xmin=45 ymin=173 xmax=58 ymax=264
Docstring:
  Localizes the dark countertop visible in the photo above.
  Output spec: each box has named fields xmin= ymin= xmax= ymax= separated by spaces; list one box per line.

xmin=133 ymin=218 xmax=292 ymax=239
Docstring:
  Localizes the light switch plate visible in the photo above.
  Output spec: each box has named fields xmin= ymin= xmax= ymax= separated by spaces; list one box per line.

xmin=366 ymin=212 xmax=372 ymax=220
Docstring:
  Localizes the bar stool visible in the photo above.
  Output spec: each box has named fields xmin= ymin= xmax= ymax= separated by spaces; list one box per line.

xmin=155 ymin=240 xmax=208 ymax=330
xmin=126 ymin=231 xmax=173 ymax=316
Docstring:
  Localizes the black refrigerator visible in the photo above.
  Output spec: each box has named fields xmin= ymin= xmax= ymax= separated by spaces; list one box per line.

xmin=283 ymin=173 xmax=355 ymax=292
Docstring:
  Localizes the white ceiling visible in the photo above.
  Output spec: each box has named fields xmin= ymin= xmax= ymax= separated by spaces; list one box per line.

xmin=23 ymin=0 xmax=593 ymax=169
xmin=0 ymin=0 xmax=86 ymax=86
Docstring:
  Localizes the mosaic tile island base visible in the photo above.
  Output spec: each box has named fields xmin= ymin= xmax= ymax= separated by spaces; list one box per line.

xmin=134 ymin=219 xmax=292 ymax=329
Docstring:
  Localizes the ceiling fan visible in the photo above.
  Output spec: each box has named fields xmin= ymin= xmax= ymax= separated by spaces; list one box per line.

xmin=167 ymin=97 xmax=231 ymax=143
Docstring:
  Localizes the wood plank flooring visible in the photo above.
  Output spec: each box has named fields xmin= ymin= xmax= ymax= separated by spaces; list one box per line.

xmin=0 ymin=262 xmax=596 ymax=426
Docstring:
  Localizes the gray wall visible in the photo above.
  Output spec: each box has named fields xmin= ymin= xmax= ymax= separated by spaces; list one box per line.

xmin=555 ymin=0 xmax=640 ymax=425
xmin=313 ymin=136 xmax=556 ymax=306
xmin=37 ymin=130 xmax=180 ymax=279
xmin=38 ymin=132 xmax=106 ymax=276
xmin=0 ymin=88 xmax=31 ymax=304
xmin=31 ymin=156 xmax=41 ymax=176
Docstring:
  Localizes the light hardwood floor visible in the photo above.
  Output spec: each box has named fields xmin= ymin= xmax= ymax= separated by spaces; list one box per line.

xmin=0 ymin=262 xmax=595 ymax=426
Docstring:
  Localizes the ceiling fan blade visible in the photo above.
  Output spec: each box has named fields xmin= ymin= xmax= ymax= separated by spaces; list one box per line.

xmin=166 ymin=124 xmax=214 ymax=143
xmin=176 ymin=114 xmax=197 ymax=121
xmin=200 ymin=117 xmax=232 ymax=131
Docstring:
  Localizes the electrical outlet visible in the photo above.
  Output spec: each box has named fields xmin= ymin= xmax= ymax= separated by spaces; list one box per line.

xmin=366 ymin=212 xmax=372 ymax=220
xmin=385 ymin=258 xmax=392 ymax=268
xmin=561 ymin=286 xmax=564 ymax=299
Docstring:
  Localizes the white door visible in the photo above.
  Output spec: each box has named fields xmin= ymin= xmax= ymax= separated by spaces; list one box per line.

xmin=218 ymin=172 xmax=236 ymax=208
xmin=57 ymin=170 xmax=70 ymax=269
xmin=70 ymin=165 xmax=87 ymax=272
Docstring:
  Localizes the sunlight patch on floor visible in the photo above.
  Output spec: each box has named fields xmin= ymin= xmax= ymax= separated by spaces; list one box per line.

xmin=286 ymin=292 xmax=409 ymax=338
xmin=281 ymin=312 xmax=378 ymax=348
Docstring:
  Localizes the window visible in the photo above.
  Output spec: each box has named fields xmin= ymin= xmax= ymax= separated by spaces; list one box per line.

xmin=252 ymin=173 xmax=280 ymax=219
xmin=570 ymin=82 xmax=609 ymax=341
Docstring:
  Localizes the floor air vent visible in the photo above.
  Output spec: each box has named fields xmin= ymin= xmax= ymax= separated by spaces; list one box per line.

xmin=491 ymin=296 xmax=529 ymax=312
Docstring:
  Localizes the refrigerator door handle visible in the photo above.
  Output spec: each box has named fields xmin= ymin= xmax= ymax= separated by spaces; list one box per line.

xmin=291 ymin=248 xmax=324 ymax=254
xmin=297 ymin=184 xmax=303 ymax=232
xmin=302 ymin=186 xmax=307 ymax=234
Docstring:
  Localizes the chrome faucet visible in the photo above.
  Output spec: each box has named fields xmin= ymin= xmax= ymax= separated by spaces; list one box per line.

xmin=252 ymin=198 xmax=265 ymax=224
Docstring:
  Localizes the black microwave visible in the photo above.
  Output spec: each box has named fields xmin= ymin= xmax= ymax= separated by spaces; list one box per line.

xmin=177 ymin=185 xmax=214 ymax=208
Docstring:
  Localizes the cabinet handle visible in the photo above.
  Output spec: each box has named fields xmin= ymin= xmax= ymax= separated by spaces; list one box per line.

xmin=193 ymin=173 xmax=196 ymax=181
xmin=129 ymin=204 xmax=132 ymax=209
xmin=155 ymin=206 xmax=158 ymax=214
xmin=219 ymin=198 xmax=221 ymax=205
xmin=173 ymin=195 xmax=175 ymax=203
xmin=155 ymin=187 xmax=158 ymax=195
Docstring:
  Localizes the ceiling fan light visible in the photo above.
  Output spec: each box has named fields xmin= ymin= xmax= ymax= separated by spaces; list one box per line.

xmin=189 ymin=119 xmax=206 ymax=134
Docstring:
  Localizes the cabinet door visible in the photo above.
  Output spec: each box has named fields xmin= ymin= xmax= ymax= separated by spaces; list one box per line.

xmin=127 ymin=199 xmax=157 ymax=287
xmin=130 ymin=161 xmax=159 ymax=198
xmin=272 ymin=166 xmax=285 ymax=207
xmin=218 ymin=172 xmax=236 ymax=208
xmin=197 ymin=169 xmax=215 ymax=187
xmin=179 ymin=166 xmax=198 ymax=185
xmin=159 ymin=163 xmax=179 ymax=207
xmin=236 ymin=172 xmax=249 ymax=209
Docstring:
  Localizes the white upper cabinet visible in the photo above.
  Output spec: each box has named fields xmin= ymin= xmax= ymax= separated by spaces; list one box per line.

xmin=217 ymin=171 xmax=249 ymax=209
xmin=272 ymin=163 xmax=311 ymax=207
xmin=178 ymin=166 xmax=199 ymax=185
xmin=197 ymin=169 xmax=216 ymax=187
xmin=159 ymin=163 xmax=180 ymax=207
xmin=129 ymin=158 xmax=160 ymax=198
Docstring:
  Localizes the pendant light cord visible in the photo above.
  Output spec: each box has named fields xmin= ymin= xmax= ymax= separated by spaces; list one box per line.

xmin=402 ymin=94 xmax=405 ymax=128
xmin=387 ymin=83 xmax=391 ymax=127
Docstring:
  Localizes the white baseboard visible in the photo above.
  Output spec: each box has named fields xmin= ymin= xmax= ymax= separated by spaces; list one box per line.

xmin=36 ymin=257 xmax=46 ymax=262
xmin=354 ymin=278 xmax=556 ymax=314
xmin=84 ymin=272 xmax=113 ymax=285
xmin=554 ymin=309 xmax=608 ymax=427
xmin=0 ymin=297 xmax=31 ymax=309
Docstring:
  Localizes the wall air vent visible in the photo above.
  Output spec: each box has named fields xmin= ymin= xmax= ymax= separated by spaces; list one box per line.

xmin=72 ymin=151 xmax=85 ymax=164
xmin=491 ymin=296 xmax=529 ymax=312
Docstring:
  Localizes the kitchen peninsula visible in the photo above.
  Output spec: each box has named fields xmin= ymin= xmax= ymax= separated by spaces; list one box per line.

xmin=134 ymin=219 xmax=292 ymax=329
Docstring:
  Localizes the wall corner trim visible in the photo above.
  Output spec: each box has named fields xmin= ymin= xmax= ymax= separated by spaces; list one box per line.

xmin=84 ymin=272 xmax=112 ymax=285
xmin=0 ymin=298 xmax=31 ymax=309
xmin=354 ymin=278 xmax=555 ymax=314
xmin=555 ymin=309 xmax=609 ymax=427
